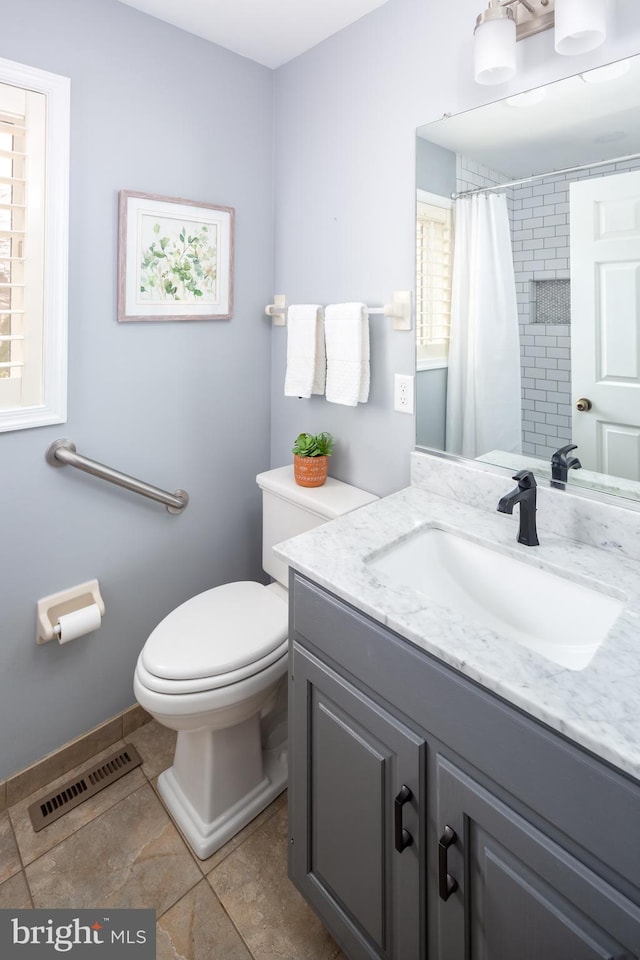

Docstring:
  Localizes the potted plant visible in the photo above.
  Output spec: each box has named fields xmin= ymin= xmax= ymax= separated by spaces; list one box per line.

xmin=292 ymin=432 xmax=335 ymax=487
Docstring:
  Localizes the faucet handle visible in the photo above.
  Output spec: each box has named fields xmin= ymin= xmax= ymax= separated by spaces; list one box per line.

xmin=552 ymin=444 xmax=578 ymax=464
xmin=512 ymin=469 xmax=536 ymax=489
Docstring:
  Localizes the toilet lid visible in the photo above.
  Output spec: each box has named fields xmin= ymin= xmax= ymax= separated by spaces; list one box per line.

xmin=141 ymin=581 xmax=288 ymax=681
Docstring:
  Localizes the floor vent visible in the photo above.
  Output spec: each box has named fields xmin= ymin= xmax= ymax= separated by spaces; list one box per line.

xmin=27 ymin=745 xmax=143 ymax=833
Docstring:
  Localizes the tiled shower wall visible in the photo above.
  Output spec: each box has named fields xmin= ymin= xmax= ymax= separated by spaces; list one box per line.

xmin=511 ymin=173 xmax=574 ymax=457
xmin=457 ymin=155 xmax=640 ymax=458
xmin=456 ymin=155 xmax=510 ymax=195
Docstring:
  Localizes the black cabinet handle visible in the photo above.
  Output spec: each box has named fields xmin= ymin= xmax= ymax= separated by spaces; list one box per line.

xmin=394 ymin=784 xmax=413 ymax=852
xmin=438 ymin=825 xmax=458 ymax=901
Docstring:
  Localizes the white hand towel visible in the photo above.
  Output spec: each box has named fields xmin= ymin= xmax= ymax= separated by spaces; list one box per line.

xmin=324 ymin=303 xmax=370 ymax=406
xmin=284 ymin=304 xmax=326 ymax=398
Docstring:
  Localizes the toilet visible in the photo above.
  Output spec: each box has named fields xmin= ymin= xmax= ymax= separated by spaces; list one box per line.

xmin=133 ymin=464 xmax=377 ymax=859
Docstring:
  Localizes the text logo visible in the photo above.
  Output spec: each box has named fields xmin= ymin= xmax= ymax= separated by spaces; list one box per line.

xmin=0 ymin=910 xmax=155 ymax=958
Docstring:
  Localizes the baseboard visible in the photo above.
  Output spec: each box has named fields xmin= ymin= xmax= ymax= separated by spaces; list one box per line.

xmin=0 ymin=705 xmax=151 ymax=813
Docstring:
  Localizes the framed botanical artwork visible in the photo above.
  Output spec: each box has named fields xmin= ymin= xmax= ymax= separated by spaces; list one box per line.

xmin=117 ymin=191 xmax=234 ymax=321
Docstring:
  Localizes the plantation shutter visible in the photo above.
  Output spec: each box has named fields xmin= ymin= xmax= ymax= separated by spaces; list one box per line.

xmin=0 ymin=80 xmax=45 ymax=410
xmin=416 ymin=196 xmax=453 ymax=367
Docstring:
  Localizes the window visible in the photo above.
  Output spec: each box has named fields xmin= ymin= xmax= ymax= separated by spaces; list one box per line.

xmin=0 ymin=58 xmax=69 ymax=432
xmin=416 ymin=190 xmax=453 ymax=370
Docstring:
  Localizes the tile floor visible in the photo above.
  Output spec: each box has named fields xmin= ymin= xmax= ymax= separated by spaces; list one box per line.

xmin=0 ymin=720 xmax=346 ymax=960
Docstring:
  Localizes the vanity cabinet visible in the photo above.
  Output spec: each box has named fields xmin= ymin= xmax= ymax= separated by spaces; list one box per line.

xmin=437 ymin=758 xmax=637 ymax=960
xmin=289 ymin=646 xmax=423 ymax=960
xmin=288 ymin=571 xmax=640 ymax=960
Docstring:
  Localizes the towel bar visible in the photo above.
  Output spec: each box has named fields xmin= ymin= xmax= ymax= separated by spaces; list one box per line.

xmin=46 ymin=439 xmax=189 ymax=514
xmin=265 ymin=290 xmax=412 ymax=331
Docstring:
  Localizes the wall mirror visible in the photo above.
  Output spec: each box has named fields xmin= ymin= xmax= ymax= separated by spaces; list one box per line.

xmin=415 ymin=54 xmax=640 ymax=503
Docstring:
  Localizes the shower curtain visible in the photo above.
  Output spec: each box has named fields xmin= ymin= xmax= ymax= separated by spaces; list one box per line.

xmin=445 ymin=192 xmax=522 ymax=459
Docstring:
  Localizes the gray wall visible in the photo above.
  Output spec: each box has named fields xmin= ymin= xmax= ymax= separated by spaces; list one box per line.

xmin=416 ymin=368 xmax=446 ymax=450
xmin=0 ymin=0 xmax=274 ymax=779
xmin=3 ymin=0 xmax=640 ymax=780
xmin=416 ymin=138 xmax=456 ymax=197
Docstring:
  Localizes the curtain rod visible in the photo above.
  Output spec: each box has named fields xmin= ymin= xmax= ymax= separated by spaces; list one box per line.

xmin=452 ymin=152 xmax=640 ymax=200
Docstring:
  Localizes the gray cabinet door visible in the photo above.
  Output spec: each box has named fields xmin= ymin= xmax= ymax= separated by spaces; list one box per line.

xmin=436 ymin=756 xmax=640 ymax=960
xmin=289 ymin=643 xmax=425 ymax=960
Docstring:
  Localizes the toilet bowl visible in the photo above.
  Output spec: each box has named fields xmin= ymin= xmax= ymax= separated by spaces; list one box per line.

xmin=133 ymin=580 xmax=289 ymax=859
xmin=134 ymin=466 xmax=377 ymax=860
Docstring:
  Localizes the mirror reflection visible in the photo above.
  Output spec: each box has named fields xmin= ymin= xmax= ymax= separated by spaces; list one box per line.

xmin=415 ymin=55 xmax=640 ymax=502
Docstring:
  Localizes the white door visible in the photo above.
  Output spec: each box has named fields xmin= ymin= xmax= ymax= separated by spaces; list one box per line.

xmin=570 ymin=171 xmax=640 ymax=480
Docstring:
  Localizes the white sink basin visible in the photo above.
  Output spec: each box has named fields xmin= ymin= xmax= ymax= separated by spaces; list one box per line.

xmin=367 ymin=525 xmax=625 ymax=671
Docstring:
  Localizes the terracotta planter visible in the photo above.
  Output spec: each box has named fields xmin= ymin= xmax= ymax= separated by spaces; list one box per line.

xmin=294 ymin=454 xmax=329 ymax=488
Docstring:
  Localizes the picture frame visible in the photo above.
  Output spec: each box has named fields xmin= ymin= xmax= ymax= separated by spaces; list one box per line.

xmin=117 ymin=191 xmax=234 ymax=321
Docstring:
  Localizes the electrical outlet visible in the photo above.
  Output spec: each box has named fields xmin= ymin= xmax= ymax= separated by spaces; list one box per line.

xmin=394 ymin=374 xmax=414 ymax=414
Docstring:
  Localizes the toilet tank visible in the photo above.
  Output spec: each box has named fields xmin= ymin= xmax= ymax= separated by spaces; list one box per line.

xmin=256 ymin=465 xmax=378 ymax=588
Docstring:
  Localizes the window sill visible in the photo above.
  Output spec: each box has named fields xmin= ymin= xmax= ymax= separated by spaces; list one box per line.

xmin=417 ymin=358 xmax=448 ymax=372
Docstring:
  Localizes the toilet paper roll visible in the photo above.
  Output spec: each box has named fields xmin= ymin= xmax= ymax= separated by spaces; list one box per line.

xmin=56 ymin=604 xmax=102 ymax=644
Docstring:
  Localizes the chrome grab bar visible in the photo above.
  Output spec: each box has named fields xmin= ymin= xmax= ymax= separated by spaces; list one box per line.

xmin=46 ymin=439 xmax=189 ymax=514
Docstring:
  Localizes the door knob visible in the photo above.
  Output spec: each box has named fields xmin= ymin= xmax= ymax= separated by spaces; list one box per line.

xmin=575 ymin=397 xmax=593 ymax=412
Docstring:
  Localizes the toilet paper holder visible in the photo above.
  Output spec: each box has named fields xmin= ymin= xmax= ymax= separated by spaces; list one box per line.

xmin=36 ymin=579 xmax=105 ymax=645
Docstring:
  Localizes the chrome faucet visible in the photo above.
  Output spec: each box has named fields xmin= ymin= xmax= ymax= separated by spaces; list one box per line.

xmin=497 ymin=470 xmax=539 ymax=547
xmin=551 ymin=443 xmax=581 ymax=484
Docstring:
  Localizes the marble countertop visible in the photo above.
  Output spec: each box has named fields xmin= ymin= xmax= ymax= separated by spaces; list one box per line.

xmin=274 ymin=485 xmax=640 ymax=783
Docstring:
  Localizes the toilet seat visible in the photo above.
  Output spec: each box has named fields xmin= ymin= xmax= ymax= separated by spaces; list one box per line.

xmin=135 ymin=639 xmax=288 ymax=695
xmin=139 ymin=581 xmax=288 ymax=695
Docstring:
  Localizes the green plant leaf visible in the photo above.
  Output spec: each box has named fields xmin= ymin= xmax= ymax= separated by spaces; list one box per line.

xmin=292 ymin=431 xmax=334 ymax=457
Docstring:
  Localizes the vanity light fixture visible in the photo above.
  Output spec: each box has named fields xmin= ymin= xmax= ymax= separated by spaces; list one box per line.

xmin=474 ymin=0 xmax=518 ymax=86
xmin=474 ymin=0 xmax=608 ymax=85
xmin=555 ymin=0 xmax=606 ymax=55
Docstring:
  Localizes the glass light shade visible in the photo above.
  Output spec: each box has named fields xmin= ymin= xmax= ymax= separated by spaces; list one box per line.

xmin=506 ymin=87 xmax=547 ymax=108
xmin=555 ymin=0 xmax=607 ymax=56
xmin=581 ymin=59 xmax=630 ymax=84
xmin=474 ymin=15 xmax=517 ymax=85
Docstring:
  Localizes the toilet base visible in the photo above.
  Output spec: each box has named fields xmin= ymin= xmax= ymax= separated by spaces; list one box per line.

xmin=157 ymin=741 xmax=288 ymax=860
